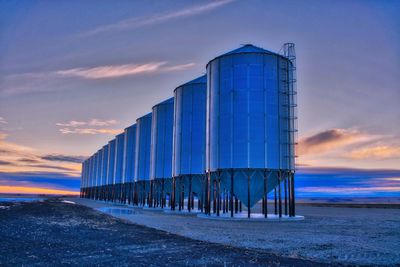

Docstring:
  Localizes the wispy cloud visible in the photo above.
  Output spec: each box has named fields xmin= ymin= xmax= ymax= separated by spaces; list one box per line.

xmin=0 ymin=131 xmax=83 ymax=175
xmin=1 ymin=61 xmax=194 ymax=96
xmin=0 ymin=185 xmax=78 ymax=195
xmin=350 ymin=145 xmax=400 ymax=160
xmin=56 ymin=119 xmax=118 ymax=127
xmin=56 ymin=62 xmax=167 ymax=79
xmin=81 ymin=0 xmax=235 ymax=37
xmin=0 ymin=117 xmax=7 ymax=124
xmin=55 ymin=119 xmax=121 ymax=135
xmin=58 ymin=128 xmax=121 ymax=135
xmin=41 ymin=154 xmax=86 ymax=163
xmin=0 ymin=160 xmax=13 ymax=166
xmin=298 ymin=128 xmax=375 ymax=156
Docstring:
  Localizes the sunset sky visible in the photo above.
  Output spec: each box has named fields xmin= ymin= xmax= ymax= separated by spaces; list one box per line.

xmin=0 ymin=0 xmax=399 ymax=196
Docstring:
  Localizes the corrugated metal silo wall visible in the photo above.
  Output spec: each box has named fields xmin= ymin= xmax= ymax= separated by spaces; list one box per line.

xmin=107 ymin=139 xmax=116 ymax=185
xmin=92 ymin=153 xmax=98 ymax=188
xmin=205 ymin=49 xmax=294 ymax=207
xmin=173 ymin=76 xmax=207 ymax=177
xmin=102 ymin=145 xmax=109 ymax=186
xmin=97 ymin=149 xmax=103 ymax=187
xmin=114 ymin=133 xmax=125 ymax=184
xmin=123 ymin=124 xmax=136 ymax=183
xmin=90 ymin=156 xmax=94 ymax=189
xmin=150 ymin=98 xmax=174 ymax=180
xmin=135 ymin=113 xmax=152 ymax=181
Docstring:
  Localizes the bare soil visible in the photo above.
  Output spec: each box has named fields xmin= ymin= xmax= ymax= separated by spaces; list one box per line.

xmin=0 ymin=198 xmax=337 ymax=266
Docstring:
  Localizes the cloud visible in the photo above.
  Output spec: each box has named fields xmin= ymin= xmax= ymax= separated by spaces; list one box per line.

xmin=55 ymin=121 xmax=87 ymax=127
xmin=2 ymin=61 xmax=194 ymax=96
xmin=58 ymin=128 xmax=121 ymax=135
xmin=81 ymin=0 xmax=235 ymax=37
xmin=18 ymin=158 xmax=41 ymax=164
xmin=0 ymin=186 xmax=78 ymax=195
xmin=56 ymin=119 xmax=118 ymax=127
xmin=298 ymin=128 xmax=376 ymax=155
xmin=56 ymin=62 xmax=167 ymax=79
xmin=295 ymin=166 xmax=400 ymax=197
xmin=350 ymin=145 xmax=400 ymax=160
xmin=0 ymin=171 xmax=80 ymax=194
xmin=55 ymin=119 xmax=121 ymax=135
xmin=33 ymin=164 xmax=77 ymax=171
xmin=0 ymin=117 xmax=7 ymax=124
xmin=41 ymin=154 xmax=86 ymax=163
xmin=297 ymin=166 xmax=400 ymax=176
xmin=0 ymin=160 xmax=13 ymax=166
xmin=0 ymin=132 xmax=33 ymax=156
xmin=0 ymin=131 xmax=83 ymax=176
xmin=297 ymin=186 xmax=400 ymax=195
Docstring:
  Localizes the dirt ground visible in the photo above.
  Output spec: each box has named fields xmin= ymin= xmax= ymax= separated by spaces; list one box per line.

xmin=0 ymin=198 xmax=336 ymax=266
xmin=72 ymin=197 xmax=400 ymax=266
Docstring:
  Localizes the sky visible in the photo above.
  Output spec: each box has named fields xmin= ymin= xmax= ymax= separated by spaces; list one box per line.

xmin=0 ymin=0 xmax=399 ymax=197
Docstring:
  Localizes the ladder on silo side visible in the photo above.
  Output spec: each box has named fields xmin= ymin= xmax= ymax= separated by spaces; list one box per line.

xmin=279 ymin=43 xmax=298 ymax=171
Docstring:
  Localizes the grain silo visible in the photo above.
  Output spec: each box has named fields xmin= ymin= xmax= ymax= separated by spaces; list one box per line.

xmin=134 ymin=113 xmax=152 ymax=206
xmin=123 ymin=124 xmax=137 ymax=205
xmin=80 ymin=160 xmax=86 ymax=198
xmin=101 ymin=145 xmax=109 ymax=201
xmin=87 ymin=156 xmax=93 ymax=199
xmin=107 ymin=139 xmax=116 ymax=202
xmin=205 ymin=44 xmax=297 ymax=218
xmin=92 ymin=152 xmax=98 ymax=200
xmin=150 ymin=98 xmax=174 ymax=209
xmin=172 ymin=75 xmax=207 ymax=212
xmin=96 ymin=149 xmax=103 ymax=200
xmin=114 ymin=133 xmax=125 ymax=203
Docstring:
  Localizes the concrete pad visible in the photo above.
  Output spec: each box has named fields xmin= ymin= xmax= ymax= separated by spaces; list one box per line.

xmin=163 ymin=209 xmax=202 ymax=216
xmin=197 ymin=212 xmax=304 ymax=221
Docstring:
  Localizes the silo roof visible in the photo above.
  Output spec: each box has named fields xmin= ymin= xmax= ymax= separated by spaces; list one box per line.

xmin=207 ymin=44 xmax=284 ymax=66
xmin=137 ymin=112 xmax=152 ymax=121
xmin=152 ymin=97 xmax=173 ymax=109
xmin=174 ymin=75 xmax=206 ymax=92
xmin=124 ymin=123 xmax=136 ymax=131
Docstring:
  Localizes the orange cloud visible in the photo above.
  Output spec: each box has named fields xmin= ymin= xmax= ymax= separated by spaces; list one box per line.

xmin=297 ymin=186 xmax=400 ymax=194
xmin=298 ymin=128 xmax=376 ymax=156
xmin=0 ymin=131 xmax=82 ymax=175
xmin=58 ymin=128 xmax=121 ymax=135
xmin=350 ymin=146 xmax=400 ymax=160
xmin=0 ymin=185 xmax=78 ymax=195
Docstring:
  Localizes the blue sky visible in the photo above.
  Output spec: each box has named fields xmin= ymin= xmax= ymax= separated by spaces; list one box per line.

xmin=0 ymin=0 xmax=399 ymax=196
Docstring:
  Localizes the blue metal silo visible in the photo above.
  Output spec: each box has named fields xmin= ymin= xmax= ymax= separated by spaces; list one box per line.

xmin=101 ymin=145 xmax=108 ymax=201
xmin=134 ymin=113 xmax=152 ymax=206
xmin=92 ymin=153 xmax=98 ymax=200
xmin=107 ymin=139 xmax=116 ymax=202
xmin=96 ymin=149 xmax=103 ymax=200
xmin=114 ymin=132 xmax=125 ymax=203
xmin=205 ymin=44 xmax=297 ymax=218
xmin=123 ymin=124 xmax=136 ymax=205
xmin=172 ymin=75 xmax=207 ymax=212
xmin=149 ymin=97 xmax=174 ymax=209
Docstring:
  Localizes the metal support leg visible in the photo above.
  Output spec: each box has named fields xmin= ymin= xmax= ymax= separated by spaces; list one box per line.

xmin=284 ymin=175 xmax=288 ymax=216
xmin=213 ymin=180 xmax=216 ymax=214
xmin=264 ymin=171 xmax=267 ymax=218
xmin=274 ymin=188 xmax=277 ymax=215
xmin=247 ymin=172 xmax=251 ymax=218
xmin=291 ymin=173 xmax=295 ymax=216
xmin=279 ymin=173 xmax=282 ymax=218
xmin=230 ymin=169 xmax=234 ymax=217
xmin=188 ymin=175 xmax=192 ymax=212
xmin=216 ymin=179 xmax=220 ymax=216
